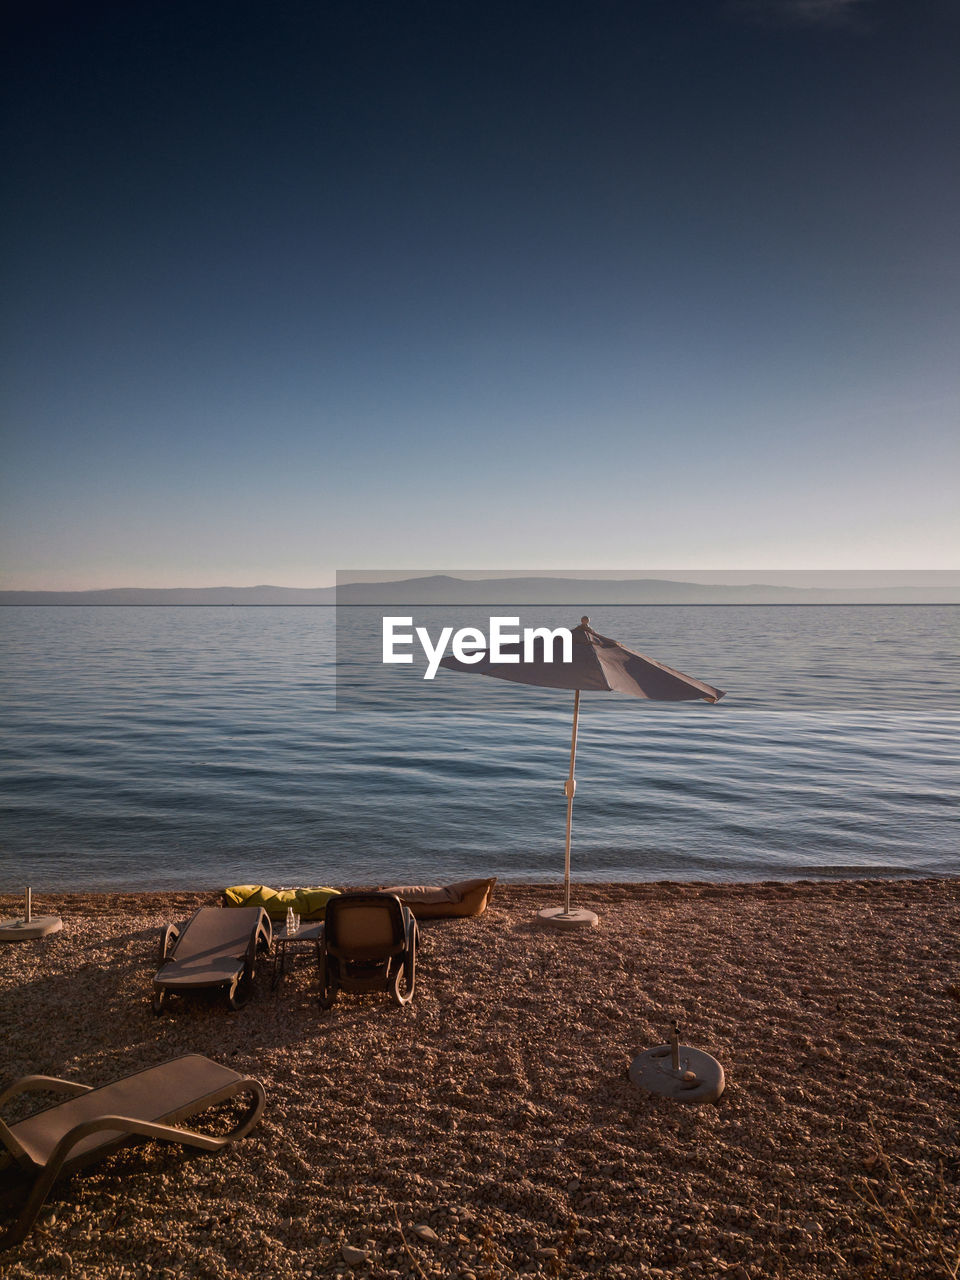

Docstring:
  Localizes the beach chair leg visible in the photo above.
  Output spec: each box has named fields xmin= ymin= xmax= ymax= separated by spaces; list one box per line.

xmin=392 ymin=949 xmax=415 ymax=1006
xmin=390 ymin=967 xmax=404 ymax=1006
xmin=317 ymin=953 xmax=336 ymax=1010
xmin=0 ymin=1158 xmax=64 ymax=1249
xmin=226 ymin=972 xmax=251 ymax=1011
xmin=152 ymin=986 xmax=168 ymax=1015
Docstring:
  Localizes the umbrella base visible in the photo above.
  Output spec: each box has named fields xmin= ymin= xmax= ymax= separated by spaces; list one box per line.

xmin=628 ymin=1044 xmax=725 ymax=1104
xmin=538 ymin=906 xmax=599 ymax=930
xmin=0 ymin=915 xmax=63 ymax=942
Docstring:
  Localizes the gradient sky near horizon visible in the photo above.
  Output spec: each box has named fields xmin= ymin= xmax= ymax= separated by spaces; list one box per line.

xmin=2 ymin=0 xmax=958 ymax=590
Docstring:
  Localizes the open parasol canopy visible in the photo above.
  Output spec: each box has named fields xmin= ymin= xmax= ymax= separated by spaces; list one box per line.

xmin=440 ymin=616 xmax=725 ymax=927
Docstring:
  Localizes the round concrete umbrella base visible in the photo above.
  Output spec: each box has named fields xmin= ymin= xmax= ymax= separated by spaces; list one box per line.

xmin=629 ymin=1044 xmax=725 ymax=1104
xmin=538 ymin=906 xmax=599 ymax=930
xmin=0 ymin=915 xmax=63 ymax=942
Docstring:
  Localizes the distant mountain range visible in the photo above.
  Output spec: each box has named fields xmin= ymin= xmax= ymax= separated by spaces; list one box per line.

xmin=2 ymin=574 xmax=957 ymax=605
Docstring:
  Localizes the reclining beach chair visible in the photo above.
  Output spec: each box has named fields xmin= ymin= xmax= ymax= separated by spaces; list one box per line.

xmin=152 ymin=906 xmax=271 ymax=1013
xmin=319 ymin=893 xmax=418 ymax=1010
xmin=0 ymin=1053 xmax=265 ymax=1248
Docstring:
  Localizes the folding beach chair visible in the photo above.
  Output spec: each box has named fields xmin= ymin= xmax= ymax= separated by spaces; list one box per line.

xmin=319 ymin=893 xmax=418 ymax=1010
xmin=152 ymin=906 xmax=271 ymax=1012
xmin=0 ymin=1054 xmax=265 ymax=1248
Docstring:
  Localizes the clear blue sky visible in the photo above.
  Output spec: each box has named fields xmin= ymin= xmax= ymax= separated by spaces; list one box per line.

xmin=2 ymin=0 xmax=958 ymax=589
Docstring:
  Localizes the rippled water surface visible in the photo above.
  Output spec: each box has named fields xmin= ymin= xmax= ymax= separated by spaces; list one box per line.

xmin=0 ymin=606 xmax=957 ymax=889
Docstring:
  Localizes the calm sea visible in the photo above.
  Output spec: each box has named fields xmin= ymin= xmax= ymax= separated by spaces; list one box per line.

xmin=0 ymin=605 xmax=957 ymax=890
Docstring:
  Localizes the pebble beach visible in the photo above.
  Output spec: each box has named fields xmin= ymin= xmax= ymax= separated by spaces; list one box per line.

xmin=1 ymin=880 xmax=958 ymax=1280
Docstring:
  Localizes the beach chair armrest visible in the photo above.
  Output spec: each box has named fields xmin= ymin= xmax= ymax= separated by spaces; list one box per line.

xmin=243 ymin=909 xmax=271 ymax=974
xmin=159 ymin=922 xmax=181 ymax=962
xmin=0 ymin=1077 xmax=93 ymax=1163
xmin=256 ymin=909 xmax=272 ymax=952
xmin=0 ymin=1076 xmax=93 ymax=1110
xmin=53 ymin=1114 xmax=234 ymax=1162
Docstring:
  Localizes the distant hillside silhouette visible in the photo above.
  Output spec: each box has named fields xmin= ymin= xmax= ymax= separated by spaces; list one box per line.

xmin=2 ymin=574 xmax=957 ymax=605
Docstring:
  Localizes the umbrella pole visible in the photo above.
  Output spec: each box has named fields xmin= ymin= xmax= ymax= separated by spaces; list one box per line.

xmin=563 ymin=689 xmax=580 ymax=914
xmin=539 ymin=680 xmax=596 ymax=929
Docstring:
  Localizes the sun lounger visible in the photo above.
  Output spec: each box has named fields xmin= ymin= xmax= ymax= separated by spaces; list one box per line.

xmin=152 ymin=906 xmax=271 ymax=1013
xmin=319 ymin=893 xmax=418 ymax=1010
xmin=0 ymin=1054 xmax=265 ymax=1248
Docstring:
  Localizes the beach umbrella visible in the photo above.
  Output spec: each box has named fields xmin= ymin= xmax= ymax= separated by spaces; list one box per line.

xmin=440 ymin=617 xmax=724 ymax=928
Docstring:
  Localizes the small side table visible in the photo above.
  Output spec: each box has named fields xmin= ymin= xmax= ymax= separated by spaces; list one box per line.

xmin=271 ymin=921 xmax=325 ymax=988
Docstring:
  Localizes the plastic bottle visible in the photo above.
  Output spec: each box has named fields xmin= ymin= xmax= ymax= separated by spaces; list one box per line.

xmin=286 ymin=906 xmax=295 ymax=935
